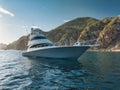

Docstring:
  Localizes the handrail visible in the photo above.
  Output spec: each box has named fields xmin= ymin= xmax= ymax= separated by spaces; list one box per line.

xmin=74 ymin=38 xmax=100 ymax=47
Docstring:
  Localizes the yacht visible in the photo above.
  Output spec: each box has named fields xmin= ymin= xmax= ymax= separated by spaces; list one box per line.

xmin=22 ymin=27 xmax=96 ymax=59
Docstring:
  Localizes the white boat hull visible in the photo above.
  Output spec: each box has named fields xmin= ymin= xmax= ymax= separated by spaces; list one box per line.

xmin=23 ymin=46 xmax=90 ymax=59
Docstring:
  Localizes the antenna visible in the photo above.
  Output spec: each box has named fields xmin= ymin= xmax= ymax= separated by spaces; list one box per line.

xmin=22 ymin=20 xmax=29 ymax=35
xmin=24 ymin=25 xmax=29 ymax=35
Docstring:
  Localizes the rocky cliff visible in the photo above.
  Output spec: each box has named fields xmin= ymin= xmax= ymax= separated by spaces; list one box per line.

xmin=99 ymin=17 xmax=120 ymax=49
xmin=4 ymin=16 xmax=120 ymax=50
xmin=7 ymin=36 xmax=29 ymax=50
xmin=46 ymin=17 xmax=98 ymax=46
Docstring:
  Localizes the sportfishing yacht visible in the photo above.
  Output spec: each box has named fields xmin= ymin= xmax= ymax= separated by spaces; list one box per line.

xmin=23 ymin=27 xmax=97 ymax=59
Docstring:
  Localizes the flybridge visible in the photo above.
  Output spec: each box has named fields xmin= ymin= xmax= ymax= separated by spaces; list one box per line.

xmin=31 ymin=27 xmax=43 ymax=34
xmin=28 ymin=27 xmax=54 ymax=48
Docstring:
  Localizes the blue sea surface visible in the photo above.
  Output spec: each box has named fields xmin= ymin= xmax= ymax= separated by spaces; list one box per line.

xmin=0 ymin=50 xmax=120 ymax=90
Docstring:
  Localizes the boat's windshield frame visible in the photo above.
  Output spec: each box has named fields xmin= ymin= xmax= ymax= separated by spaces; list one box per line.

xmin=30 ymin=43 xmax=53 ymax=48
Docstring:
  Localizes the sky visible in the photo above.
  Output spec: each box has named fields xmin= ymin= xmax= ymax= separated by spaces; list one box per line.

xmin=0 ymin=0 xmax=120 ymax=44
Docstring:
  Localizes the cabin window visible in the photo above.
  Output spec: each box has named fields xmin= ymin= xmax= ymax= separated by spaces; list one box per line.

xmin=31 ymin=36 xmax=46 ymax=40
xmin=30 ymin=43 xmax=53 ymax=48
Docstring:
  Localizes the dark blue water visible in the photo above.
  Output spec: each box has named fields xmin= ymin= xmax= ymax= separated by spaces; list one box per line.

xmin=0 ymin=50 xmax=120 ymax=90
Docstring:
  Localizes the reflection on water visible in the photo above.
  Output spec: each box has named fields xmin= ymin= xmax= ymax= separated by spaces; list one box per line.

xmin=25 ymin=58 xmax=85 ymax=89
xmin=78 ymin=51 xmax=120 ymax=90
xmin=0 ymin=50 xmax=120 ymax=90
xmin=79 ymin=52 xmax=120 ymax=74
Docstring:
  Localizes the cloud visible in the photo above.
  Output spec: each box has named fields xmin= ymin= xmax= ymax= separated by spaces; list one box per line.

xmin=63 ymin=20 xmax=70 ymax=23
xmin=0 ymin=6 xmax=14 ymax=17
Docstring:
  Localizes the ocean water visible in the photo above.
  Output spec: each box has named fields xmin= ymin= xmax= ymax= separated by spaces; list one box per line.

xmin=0 ymin=50 xmax=120 ymax=90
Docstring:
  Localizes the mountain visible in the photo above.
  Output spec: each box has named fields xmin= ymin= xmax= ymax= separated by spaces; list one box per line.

xmin=7 ymin=36 xmax=29 ymax=50
xmin=0 ymin=43 xmax=7 ymax=50
xmin=4 ymin=16 xmax=120 ymax=51
xmin=78 ymin=17 xmax=120 ymax=50
xmin=46 ymin=17 xmax=98 ymax=45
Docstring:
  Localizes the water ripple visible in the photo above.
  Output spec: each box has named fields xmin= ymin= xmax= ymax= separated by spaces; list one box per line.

xmin=0 ymin=50 xmax=120 ymax=90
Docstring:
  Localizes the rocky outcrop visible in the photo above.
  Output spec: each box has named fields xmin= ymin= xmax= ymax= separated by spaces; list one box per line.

xmin=46 ymin=17 xmax=98 ymax=46
xmin=98 ymin=17 xmax=120 ymax=49
xmin=77 ymin=16 xmax=120 ymax=50
xmin=78 ymin=21 xmax=106 ymax=43
xmin=7 ymin=36 xmax=29 ymax=50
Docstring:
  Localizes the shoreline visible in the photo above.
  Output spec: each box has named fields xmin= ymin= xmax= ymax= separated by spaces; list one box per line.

xmin=88 ymin=49 xmax=120 ymax=52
